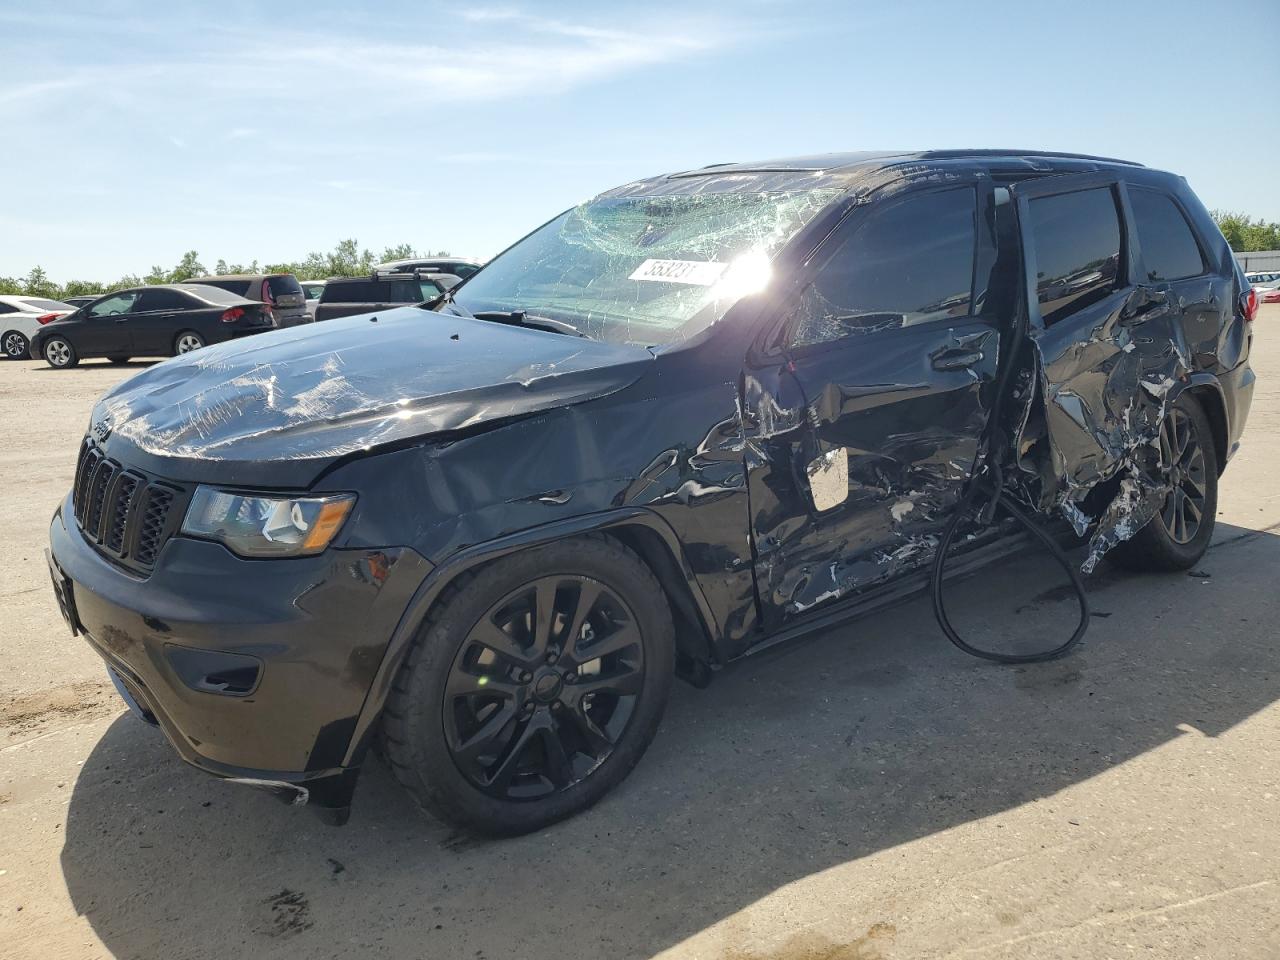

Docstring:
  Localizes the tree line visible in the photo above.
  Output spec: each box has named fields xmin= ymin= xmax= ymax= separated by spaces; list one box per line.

xmin=0 ymin=240 xmax=450 ymax=301
xmin=4 ymin=209 xmax=1279 ymax=304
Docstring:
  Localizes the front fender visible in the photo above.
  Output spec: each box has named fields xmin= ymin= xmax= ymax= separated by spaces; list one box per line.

xmin=341 ymin=506 xmax=717 ymax=767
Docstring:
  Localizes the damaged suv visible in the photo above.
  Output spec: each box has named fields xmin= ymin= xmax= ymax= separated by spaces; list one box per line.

xmin=46 ymin=151 xmax=1255 ymax=834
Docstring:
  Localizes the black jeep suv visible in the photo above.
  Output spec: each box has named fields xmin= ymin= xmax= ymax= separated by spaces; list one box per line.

xmin=46 ymin=151 xmax=1255 ymax=834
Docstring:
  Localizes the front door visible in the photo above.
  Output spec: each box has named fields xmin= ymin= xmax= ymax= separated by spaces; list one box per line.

xmin=78 ymin=291 xmax=142 ymax=355
xmin=743 ymin=181 xmax=1015 ymax=630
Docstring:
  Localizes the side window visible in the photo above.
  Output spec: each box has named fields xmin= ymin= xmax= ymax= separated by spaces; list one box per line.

xmin=790 ymin=187 xmax=977 ymax=347
xmin=135 ymin=288 xmax=194 ymax=311
xmin=87 ymin=292 xmax=140 ymax=317
xmin=0 ymin=303 xmax=15 ymax=315
xmin=387 ymin=280 xmax=424 ymax=301
xmin=1026 ymin=187 xmax=1122 ymax=326
xmin=452 ymin=264 xmax=479 ymax=278
xmin=1129 ymin=188 xmax=1207 ymax=282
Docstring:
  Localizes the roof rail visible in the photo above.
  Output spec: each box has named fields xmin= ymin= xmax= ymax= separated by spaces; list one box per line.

xmin=915 ymin=149 xmax=1143 ymax=167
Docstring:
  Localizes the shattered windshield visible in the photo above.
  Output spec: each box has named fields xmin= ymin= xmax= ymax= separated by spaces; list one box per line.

xmin=449 ymin=190 xmax=840 ymax=345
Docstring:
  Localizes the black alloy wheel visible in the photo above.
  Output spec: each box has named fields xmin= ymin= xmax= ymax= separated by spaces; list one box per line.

xmin=383 ymin=535 xmax=674 ymax=836
xmin=1157 ymin=405 xmax=1207 ymax=545
xmin=444 ymin=575 xmax=644 ymax=799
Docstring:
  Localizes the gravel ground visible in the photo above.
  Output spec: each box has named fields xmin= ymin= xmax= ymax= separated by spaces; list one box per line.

xmin=1 ymin=309 xmax=1277 ymax=959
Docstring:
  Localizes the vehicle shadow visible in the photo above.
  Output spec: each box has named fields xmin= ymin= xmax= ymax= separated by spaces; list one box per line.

xmin=30 ymin=360 xmax=157 ymax=371
xmin=60 ymin=522 xmax=1280 ymax=959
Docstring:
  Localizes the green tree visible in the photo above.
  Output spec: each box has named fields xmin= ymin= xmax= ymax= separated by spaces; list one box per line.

xmin=1211 ymin=211 xmax=1280 ymax=252
xmin=23 ymin=266 xmax=60 ymax=298
xmin=169 ymin=250 xmax=206 ymax=282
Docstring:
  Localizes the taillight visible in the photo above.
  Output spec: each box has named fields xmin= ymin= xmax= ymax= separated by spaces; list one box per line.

xmin=1242 ymin=288 xmax=1258 ymax=322
xmin=37 ymin=313 xmax=60 ymax=325
xmin=221 ymin=307 xmax=245 ymax=323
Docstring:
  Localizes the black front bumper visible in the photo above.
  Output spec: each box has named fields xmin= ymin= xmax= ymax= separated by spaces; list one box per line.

xmin=48 ymin=497 xmax=431 ymax=821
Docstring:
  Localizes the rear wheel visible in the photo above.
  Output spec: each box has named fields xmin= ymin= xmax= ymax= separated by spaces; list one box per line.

xmin=3 ymin=331 xmax=29 ymax=359
xmin=383 ymin=535 xmax=674 ymax=836
xmin=174 ymin=331 xmax=205 ymax=355
xmin=43 ymin=336 xmax=78 ymax=369
xmin=1109 ymin=393 xmax=1218 ymax=571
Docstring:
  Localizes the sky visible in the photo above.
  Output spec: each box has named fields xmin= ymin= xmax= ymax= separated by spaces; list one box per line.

xmin=2 ymin=0 xmax=1278 ymax=283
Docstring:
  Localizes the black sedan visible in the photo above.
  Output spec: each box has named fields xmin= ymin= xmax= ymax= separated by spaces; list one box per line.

xmin=31 ymin=284 xmax=276 ymax=368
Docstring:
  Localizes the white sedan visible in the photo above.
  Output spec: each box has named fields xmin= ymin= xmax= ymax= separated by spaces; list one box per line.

xmin=0 ymin=295 xmax=76 ymax=359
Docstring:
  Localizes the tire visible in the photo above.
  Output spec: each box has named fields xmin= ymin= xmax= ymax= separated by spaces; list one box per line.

xmin=1109 ymin=393 xmax=1218 ymax=572
xmin=173 ymin=331 xmax=205 ymax=355
xmin=42 ymin=336 xmax=78 ymax=369
xmin=107 ymin=355 xmax=132 ymax=364
xmin=2 ymin=331 xmax=29 ymax=360
xmin=383 ymin=534 xmax=675 ymax=836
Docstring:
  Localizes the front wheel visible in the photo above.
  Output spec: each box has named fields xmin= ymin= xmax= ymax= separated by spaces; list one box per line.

xmin=173 ymin=331 xmax=205 ymax=354
xmin=3 ymin=331 xmax=30 ymax=360
xmin=383 ymin=535 xmax=675 ymax=836
xmin=43 ymin=336 xmax=78 ymax=369
xmin=1109 ymin=393 xmax=1218 ymax=571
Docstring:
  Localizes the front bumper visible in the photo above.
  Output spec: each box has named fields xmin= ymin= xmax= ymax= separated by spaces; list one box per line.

xmin=48 ymin=496 xmax=431 ymax=819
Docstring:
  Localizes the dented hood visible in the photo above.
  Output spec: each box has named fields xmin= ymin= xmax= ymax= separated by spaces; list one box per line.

xmin=93 ymin=307 xmax=653 ymax=485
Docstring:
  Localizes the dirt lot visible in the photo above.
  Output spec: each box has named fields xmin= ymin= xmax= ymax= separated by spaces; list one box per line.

xmin=2 ymin=311 xmax=1278 ymax=959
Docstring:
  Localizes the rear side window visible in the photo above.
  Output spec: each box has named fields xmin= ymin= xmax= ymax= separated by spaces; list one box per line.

xmin=135 ymin=288 xmax=195 ymax=311
xmin=266 ymin=275 xmax=303 ymax=298
xmin=0 ymin=303 xmax=15 ymax=314
xmin=322 ymin=281 xmax=375 ymax=303
xmin=790 ymin=187 xmax=977 ymax=347
xmin=1027 ymin=187 xmax=1122 ymax=326
xmin=1129 ymin=188 xmax=1207 ymax=282
xmin=451 ymin=263 xmax=480 ymax=278
xmin=386 ymin=280 xmax=425 ymax=301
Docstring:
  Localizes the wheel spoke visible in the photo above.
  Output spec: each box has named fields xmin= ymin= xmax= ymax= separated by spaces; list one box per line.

xmin=485 ymin=718 xmax=539 ymax=791
xmin=530 ymin=580 xmax=559 ymax=654
xmin=1183 ymin=494 xmax=1202 ymax=526
xmin=445 ymin=667 xmax=521 ymax=700
xmin=579 ymin=619 xmax=642 ymax=663
xmin=469 ymin=618 xmax=536 ymax=668
xmin=562 ymin=580 xmax=603 ymax=664
xmin=562 ymin=705 xmax=614 ymax=758
xmin=452 ymin=702 xmax=518 ymax=767
xmin=569 ymin=665 xmax=644 ymax=701
xmin=538 ymin=725 xmax=574 ymax=788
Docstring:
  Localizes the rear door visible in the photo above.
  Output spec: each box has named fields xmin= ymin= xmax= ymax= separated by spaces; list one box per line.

xmin=1010 ymin=174 xmax=1162 ymax=496
xmin=131 ymin=288 xmax=199 ymax=354
xmin=744 ymin=180 xmax=1013 ymax=626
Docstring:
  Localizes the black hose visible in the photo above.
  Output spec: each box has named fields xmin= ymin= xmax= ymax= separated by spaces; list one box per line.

xmin=929 ymin=472 xmax=1090 ymax=663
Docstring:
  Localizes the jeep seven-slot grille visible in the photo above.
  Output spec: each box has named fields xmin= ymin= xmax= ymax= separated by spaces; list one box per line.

xmin=72 ymin=441 xmax=186 ymax=573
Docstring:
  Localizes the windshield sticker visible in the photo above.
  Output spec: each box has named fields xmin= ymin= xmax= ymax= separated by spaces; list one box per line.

xmin=628 ymin=259 xmax=727 ymax=286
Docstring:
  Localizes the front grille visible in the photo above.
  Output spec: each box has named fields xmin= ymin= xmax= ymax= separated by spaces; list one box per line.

xmin=71 ymin=440 xmax=186 ymax=574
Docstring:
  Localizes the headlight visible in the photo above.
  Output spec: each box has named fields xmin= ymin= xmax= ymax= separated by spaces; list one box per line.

xmin=181 ymin=487 xmax=355 ymax=558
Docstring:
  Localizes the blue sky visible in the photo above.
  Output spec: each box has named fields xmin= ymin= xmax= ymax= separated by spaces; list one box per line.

xmin=2 ymin=0 xmax=1277 ymax=282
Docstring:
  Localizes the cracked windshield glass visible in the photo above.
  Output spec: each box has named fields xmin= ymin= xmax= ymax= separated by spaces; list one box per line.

xmin=449 ymin=189 xmax=840 ymax=346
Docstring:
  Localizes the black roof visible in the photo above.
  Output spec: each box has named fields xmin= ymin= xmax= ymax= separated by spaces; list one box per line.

xmin=603 ymin=149 xmax=1151 ymax=200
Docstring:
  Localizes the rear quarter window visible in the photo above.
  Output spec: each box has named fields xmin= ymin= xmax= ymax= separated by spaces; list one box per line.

xmin=1026 ymin=187 xmax=1122 ymax=326
xmin=321 ymin=281 xmax=375 ymax=303
xmin=1129 ymin=189 xmax=1207 ymax=282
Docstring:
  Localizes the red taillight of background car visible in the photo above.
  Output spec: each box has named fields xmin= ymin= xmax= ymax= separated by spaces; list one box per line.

xmin=1263 ymin=289 xmax=1280 ymax=305
xmin=1242 ymin=288 xmax=1259 ymax=321
xmin=36 ymin=313 xmax=61 ymax=325
xmin=221 ymin=307 xmax=245 ymax=323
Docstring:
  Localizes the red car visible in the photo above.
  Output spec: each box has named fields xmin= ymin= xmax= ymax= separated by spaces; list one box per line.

xmin=1262 ymin=288 xmax=1280 ymax=304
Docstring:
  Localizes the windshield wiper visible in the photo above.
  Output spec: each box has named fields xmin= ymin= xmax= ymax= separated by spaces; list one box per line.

xmin=472 ymin=310 xmax=588 ymax=338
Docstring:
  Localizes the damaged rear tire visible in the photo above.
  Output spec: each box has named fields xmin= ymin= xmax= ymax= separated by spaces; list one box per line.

xmin=1109 ymin=393 xmax=1217 ymax=572
xmin=382 ymin=535 xmax=675 ymax=836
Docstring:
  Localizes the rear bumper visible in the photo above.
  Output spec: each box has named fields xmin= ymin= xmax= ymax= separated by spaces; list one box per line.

xmin=48 ymin=496 xmax=432 ymax=817
xmin=1220 ymin=358 xmax=1256 ymax=462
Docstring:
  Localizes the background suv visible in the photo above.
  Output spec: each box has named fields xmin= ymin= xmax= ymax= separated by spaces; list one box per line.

xmin=181 ymin=273 xmax=309 ymax=327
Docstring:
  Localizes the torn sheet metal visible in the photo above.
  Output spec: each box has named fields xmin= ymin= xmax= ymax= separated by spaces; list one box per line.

xmin=1023 ymin=287 xmax=1204 ymax=573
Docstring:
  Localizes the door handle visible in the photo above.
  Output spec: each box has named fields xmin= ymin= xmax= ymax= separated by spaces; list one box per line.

xmin=1120 ymin=286 xmax=1169 ymax=325
xmin=931 ymin=348 xmax=984 ymax=371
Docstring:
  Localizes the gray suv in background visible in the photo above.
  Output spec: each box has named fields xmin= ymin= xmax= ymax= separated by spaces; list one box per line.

xmin=181 ymin=273 xmax=309 ymax=327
